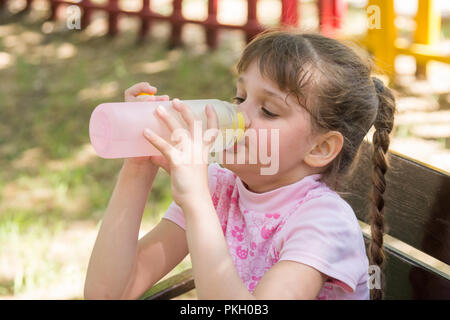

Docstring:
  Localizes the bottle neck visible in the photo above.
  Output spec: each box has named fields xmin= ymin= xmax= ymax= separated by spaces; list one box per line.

xmin=220 ymin=100 xmax=246 ymax=144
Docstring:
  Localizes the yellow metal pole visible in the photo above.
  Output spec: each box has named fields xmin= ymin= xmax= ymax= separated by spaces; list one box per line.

xmin=366 ymin=0 xmax=396 ymax=83
xmin=414 ymin=0 xmax=441 ymax=79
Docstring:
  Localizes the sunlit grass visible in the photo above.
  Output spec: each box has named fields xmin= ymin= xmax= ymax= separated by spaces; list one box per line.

xmin=0 ymin=3 xmax=240 ymax=299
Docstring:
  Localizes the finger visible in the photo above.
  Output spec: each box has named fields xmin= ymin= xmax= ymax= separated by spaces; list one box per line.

xmin=154 ymin=104 xmax=184 ymax=138
xmin=204 ymin=104 xmax=220 ymax=145
xmin=205 ymin=104 xmax=219 ymax=131
xmin=124 ymin=82 xmax=157 ymax=100
xmin=136 ymin=94 xmax=154 ymax=102
xmin=143 ymin=128 xmax=175 ymax=162
xmin=172 ymin=98 xmax=196 ymax=133
xmin=136 ymin=94 xmax=170 ymax=102
xmin=157 ymin=95 xmax=170 ymax=101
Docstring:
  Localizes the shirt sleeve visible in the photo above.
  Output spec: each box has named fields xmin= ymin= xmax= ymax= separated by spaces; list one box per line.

xmin=161 ymin=163 xmax=221 ymax=230
xmin=277 ymin=194 xmax=368 ymax=293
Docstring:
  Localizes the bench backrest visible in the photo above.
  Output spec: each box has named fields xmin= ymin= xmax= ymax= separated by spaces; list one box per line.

xmin=341 ymin=141 xmax=450 ymax=299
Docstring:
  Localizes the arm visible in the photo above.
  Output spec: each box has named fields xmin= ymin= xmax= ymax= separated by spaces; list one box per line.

xmin=183 ymin=196 xmax=326 ymax=300
xmin=84 ymin=161 xmax=190 ymax=300
xmin=183 ymin=196 xmax=250 ymax=299
xmin=84 ymin=161 xmax=158 ymax=299
xmin=251 ymin=261 xmax=327 ymax=299
xmin=85 ymin=82 xmax=187 ymax=299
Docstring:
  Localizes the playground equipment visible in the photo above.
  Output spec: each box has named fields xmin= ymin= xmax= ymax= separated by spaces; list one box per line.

xmin=0 ymin=0 xmax=347 ymax=46
xmin=1 ymin=0 xmax=448 ymax=81
xmin=365 ymin=0 xmax=450 ymax=81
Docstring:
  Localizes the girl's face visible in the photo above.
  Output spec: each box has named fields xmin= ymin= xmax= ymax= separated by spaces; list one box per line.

xmin=221 ymin=60 xmax=320 ymax=192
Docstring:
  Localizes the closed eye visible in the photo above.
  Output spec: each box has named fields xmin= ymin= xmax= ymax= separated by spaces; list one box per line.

xmin=232 ymin=96 xmax=279 ymax=118
xmin=261 ymin=107 xmax=278 ymax=118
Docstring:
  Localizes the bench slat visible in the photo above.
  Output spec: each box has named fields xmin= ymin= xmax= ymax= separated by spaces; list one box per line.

xmin=362 ymin=237 xmax=450 ymax=299
xmin=140 ymin=268 xmax=195 ymax=300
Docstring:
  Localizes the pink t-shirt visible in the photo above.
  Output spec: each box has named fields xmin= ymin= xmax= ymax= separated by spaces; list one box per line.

xmin=162 ymin=163 xmax=370 ymax=300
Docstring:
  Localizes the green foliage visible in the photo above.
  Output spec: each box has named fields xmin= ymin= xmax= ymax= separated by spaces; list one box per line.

xmin=0 ymin=14 xmax=239 ymax=299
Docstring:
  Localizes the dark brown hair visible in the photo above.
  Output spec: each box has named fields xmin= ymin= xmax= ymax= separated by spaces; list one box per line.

xmin=235 ymin=28 xmax=396 ymax=300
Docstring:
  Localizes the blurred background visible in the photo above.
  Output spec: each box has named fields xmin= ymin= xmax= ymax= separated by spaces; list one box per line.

xmin=0 ymin=0 xmax=449 ymax=299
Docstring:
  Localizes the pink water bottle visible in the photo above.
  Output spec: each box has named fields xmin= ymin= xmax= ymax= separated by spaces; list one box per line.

xmin=89 ymin=99 xmax=246 ymax=159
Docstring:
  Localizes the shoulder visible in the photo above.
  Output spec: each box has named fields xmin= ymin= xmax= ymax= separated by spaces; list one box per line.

xmin=276 ymin=192 xmax=369 ymax=292
xmin=285 ymin=188 xmax=361 ymax=239
xmin=277 ymin=190 xmax=366 ymax=263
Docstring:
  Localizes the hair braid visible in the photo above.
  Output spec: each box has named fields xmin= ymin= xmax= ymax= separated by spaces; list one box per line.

xmin=369 ymin=77 xmax=396 ymax=300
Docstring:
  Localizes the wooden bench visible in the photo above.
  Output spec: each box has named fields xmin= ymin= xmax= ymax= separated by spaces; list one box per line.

xmin=139 ymin=141 xmax=450 ymax=300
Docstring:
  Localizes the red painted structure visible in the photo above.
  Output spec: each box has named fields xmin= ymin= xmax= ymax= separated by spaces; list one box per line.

xmin=318 ymin=0 xmax=347 ymax=36
xmin=0 ymin=0 xmax=346 ymax=47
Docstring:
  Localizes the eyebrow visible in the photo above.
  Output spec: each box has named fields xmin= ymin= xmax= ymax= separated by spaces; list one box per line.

xmin=237 ymin=76 xmax=287 ymax=107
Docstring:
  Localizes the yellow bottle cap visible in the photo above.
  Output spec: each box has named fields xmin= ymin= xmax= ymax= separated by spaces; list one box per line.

xmin=234 ymin=111 xmax=246 ymax=143
xmin=138 ymin=92 xmax=154 ymax=96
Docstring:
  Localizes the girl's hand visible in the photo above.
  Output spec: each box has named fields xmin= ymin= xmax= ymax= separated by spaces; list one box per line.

xmin=143 ymin=98 xmax=219 ymax=207
xmin=123 ymin=82 xmax=171 ymax=172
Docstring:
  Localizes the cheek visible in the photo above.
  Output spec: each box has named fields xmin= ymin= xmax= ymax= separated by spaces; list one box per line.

xmin=246 ymin=122 xmax=301 ymax=155
xmin=221 ymin=118 xmax=313 ymax=166
xmin=247 ymin=123 xmax=271 ymax=153
xmin=278 ymin=125 xmax=313 ymax=160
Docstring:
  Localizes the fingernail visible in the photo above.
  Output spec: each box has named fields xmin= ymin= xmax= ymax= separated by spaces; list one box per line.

xmin=156 ymin=105 xmax=166 ymax=114
xmin=144 ymin=128 xmax=153 ymax=136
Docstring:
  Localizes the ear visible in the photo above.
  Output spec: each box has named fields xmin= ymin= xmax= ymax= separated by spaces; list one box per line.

xmin=304 ymin=131 xmax=344 ymax=168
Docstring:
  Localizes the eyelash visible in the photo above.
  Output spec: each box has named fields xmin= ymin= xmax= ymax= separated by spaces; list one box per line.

xmin=232 ymin=96 xmax=279 ymax=118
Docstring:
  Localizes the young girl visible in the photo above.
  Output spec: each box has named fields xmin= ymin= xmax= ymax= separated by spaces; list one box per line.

xmin=84 ymin=28 xmax=396 ymax=300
